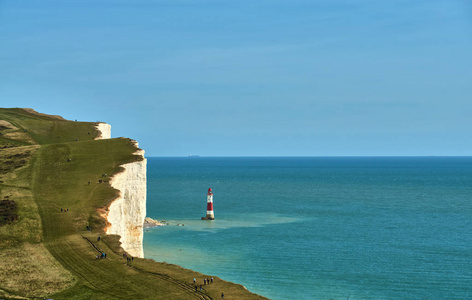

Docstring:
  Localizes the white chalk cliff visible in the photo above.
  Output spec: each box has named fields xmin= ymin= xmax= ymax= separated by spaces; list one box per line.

xmin=95 ymin=122 xmax=111 ymax=139
xmin=96 ymin=124 xmax=147 ymax=258
xmin=107 ymin=149 xmax=147 ymax=258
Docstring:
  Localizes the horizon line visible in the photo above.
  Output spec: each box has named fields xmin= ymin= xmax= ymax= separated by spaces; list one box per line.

xmin=145 ymin=155 xmax=472 ymax=158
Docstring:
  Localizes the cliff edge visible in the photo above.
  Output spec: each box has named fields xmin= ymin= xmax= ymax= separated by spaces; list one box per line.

xmin=96 ymin=124 xmax=147 ymax=258
xmin=95 ymin=122 xmax=111 ymax=139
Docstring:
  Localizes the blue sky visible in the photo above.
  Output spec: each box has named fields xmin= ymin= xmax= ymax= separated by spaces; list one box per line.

xmin=1 ymin=0 xmax=471 ymax=156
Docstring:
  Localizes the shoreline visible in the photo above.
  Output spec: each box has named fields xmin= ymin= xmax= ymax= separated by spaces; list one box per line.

xmin=144 ymin=217 xmax=167 ymax=228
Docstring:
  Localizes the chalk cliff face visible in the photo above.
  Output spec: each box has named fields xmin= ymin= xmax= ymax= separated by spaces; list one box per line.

xmin=95 ymin=122 xmax=147 ymax=258
xmin=107 ymin=148 xmax=147 ymax=258
xmin=95 ymin=123 xmax=111 ymax=139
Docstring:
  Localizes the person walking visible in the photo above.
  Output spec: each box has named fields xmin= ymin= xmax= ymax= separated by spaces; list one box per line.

xmin=221 ymin=293 xmax=224 ymax=299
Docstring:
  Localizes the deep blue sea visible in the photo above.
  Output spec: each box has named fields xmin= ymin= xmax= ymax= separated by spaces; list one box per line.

xmin=144 ymin=157 xmax=472 ymax=299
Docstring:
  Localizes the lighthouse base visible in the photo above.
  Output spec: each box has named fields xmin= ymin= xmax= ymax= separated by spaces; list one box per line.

xmin=201 ymin=216 xmax=215 ymax=220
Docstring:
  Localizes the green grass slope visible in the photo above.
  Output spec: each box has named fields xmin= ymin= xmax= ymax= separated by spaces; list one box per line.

xmin=0 ymin=108 xmax=100 ymax=147
xmin=0 ymin=108 xmax=267 ymax=300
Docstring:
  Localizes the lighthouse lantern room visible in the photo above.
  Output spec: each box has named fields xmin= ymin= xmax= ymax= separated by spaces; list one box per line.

xmin=201 ymin=188 xmax=215 ymax=220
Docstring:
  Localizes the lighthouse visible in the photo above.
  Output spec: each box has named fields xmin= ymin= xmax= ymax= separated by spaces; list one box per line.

xmin=201 ymin=188 xmax=215 ymax=220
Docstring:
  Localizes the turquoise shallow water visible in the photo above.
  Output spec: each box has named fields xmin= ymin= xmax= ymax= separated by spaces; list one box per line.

xmin=144 ymin=157 xmax=472 ymax=299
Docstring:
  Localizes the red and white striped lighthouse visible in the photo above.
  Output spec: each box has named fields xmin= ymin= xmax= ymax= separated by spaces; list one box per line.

xmin=201 ymin=188 xmax=215 ymax=220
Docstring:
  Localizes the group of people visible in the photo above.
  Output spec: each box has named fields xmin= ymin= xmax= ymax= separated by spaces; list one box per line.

xmin=193 ymin=277 xmax=216 ymax=293
xmin=60 ymin=208 xmax=69 ymax=212
xmin=123 ymin=252 xmax=134 ymax=262
xmin=96 ymin=252 xmax=107 ymax=259
xmin=192 ymin=277 xmax=224 ymax=298
xmin=193 ymin=277 xmax=214 ymax=285
xmin=87 ymin=174 xmax=108 ymax=185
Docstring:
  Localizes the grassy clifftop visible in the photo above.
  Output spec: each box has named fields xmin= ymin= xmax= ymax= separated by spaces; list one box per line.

xmin=0 ymin=108 xmax=266 ymax=300
xmin=0 ymin=108 xmax=100 ymax=147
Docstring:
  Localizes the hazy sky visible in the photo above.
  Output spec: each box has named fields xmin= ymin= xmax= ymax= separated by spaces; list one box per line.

xmin=1 ymin=0 xmax=471 ymax=156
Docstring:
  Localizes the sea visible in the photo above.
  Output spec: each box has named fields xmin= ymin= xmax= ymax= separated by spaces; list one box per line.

xmin=143 ymin=157 xmax=472 ymax=299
